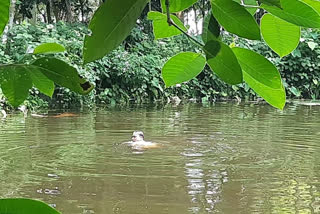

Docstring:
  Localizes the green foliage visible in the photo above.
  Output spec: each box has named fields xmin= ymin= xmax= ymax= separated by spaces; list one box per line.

xmin=0 ymin=0 xmax=9 ymax=35
xmin=301 ymin=0 xmax=320 ymax=13
xmin=160 ymin=0 xmax=198 ymax=13
xmin=1 ymin=0 xmax=320 ymax=111
xmin=0 ymin=65 xmax=33 ymax=107
xmin=259 ymin=0 xmax=282 ymax=8
xmin=261 ymin=14 xmax=300 ymax=58
xmin=162 ymin=52 xmax=206 ymax=87
xmin=83 ymin=0 xmax=149 ymax=64
xmin=0 ymin=22 xmax=95 ymax=108
xmin=232 ymin=28 xmax=320 ymax=101
xmin=33 ymin=43 xmax=66 ymax=55
xmin=202 ymin=13 xmax=220 ymax=43
xmin=233 ymin=0 xmax=258 ymax=15
xmin=2 ymin=22 xmax=320 ymax=108
xmin=205 ymin=41 xmax=243 ymax=85
xmin=211 ymin=0 xmax=260 ymax=40
xmin=147 ymin=11 xmax=186 ymax=39
xmin=0 ymin=57 xmax=93 ymax=107
xmin=32 ymin=57 xmax=94 ymax=95
xmin=233 ymin=47 xmax=286 ymax=109
xmin=261 ymin=0 xmax=320 ymax=28
xmin=0 ymin=198 xmax=60 ymax=214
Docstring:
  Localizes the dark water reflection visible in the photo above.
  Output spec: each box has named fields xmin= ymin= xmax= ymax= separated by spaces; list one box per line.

xmin=1 ymin=103 xmax=320 ymax=213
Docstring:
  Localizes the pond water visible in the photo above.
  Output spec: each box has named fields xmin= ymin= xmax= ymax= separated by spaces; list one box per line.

xmin=1 ymin=103 xmax=320 ymax=213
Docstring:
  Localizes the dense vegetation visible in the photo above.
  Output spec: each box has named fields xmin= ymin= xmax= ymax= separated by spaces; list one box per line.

xmin=0 ymin=0 xmax=319 ymax=112
xmin=1 ymin=21 xmax=319 ymax=110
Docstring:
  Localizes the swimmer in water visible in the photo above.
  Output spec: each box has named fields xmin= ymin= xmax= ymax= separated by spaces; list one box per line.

xmin=129 ymin=131 xmax=159 ymax=149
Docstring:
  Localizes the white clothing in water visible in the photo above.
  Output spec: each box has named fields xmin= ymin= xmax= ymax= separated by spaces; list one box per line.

xmin=130 ymin=140 xmax=155 ymax=147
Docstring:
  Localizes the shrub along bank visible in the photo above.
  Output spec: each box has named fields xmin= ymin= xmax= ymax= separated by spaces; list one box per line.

xmin=0 ymin=21 xmax=320 ymax=109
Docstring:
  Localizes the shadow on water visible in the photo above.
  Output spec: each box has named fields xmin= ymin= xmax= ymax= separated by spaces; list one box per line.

xmin=1 ymin=103 xmax=320 ymax=213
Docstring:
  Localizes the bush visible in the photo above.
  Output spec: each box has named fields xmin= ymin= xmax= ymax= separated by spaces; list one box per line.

xmin=1 ymin=20 xmax=320 ymax=109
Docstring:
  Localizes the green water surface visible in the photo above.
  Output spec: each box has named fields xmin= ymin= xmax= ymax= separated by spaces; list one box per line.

xmin=0 ymin=103 xmax=320 ymax=213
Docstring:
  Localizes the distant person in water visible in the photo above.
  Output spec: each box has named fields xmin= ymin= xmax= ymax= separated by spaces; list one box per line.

xmin=131 ymin=131 xmax=145 ymax=142
xmin=129 ymin=131 xmax=159 ymax=149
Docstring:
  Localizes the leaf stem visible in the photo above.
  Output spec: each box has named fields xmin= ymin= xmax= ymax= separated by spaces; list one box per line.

xmin=165 ymin=0 xmax=171 ymax=25
xmin=241 ymin=4 xmax=260 ymax=8
xmin=165 ymin=0 xmax=204 ymax=47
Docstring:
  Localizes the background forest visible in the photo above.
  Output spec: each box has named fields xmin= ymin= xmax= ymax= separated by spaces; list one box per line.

xmin=1 ymin=0 xmax=320 ymax=110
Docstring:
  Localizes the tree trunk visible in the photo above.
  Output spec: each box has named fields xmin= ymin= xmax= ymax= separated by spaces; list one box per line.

xmin=2 ymin=0 xmax=16 ymax=44
xmin=65 ymin=0 xmax=73 ymax=22
xmin=46 ymin=0 xmax=53 ymax=23
xmin=30 ymin=2 xmax=37 ymax=25
xmin=52 ymin=4 xmax=60 ymax=22
xmin=193 ymin=7 xmax=198 ymax=34
xmin=80 ymin=0 xmax=85 ymax=23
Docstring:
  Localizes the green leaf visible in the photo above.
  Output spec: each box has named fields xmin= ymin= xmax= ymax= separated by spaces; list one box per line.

xmin=147 ymin=11 xmax=186 ymax=39
xmin=0 ymin=0 xmax=9 ymax=35
xmin=258 ymin=0 xmax=282 ymax=8
xmin=307 ymin=41 xmax=317 ymax=50
xmin=0 ymin=198 xmax=60 ymax=214
xmin=261 ymin=0 xmax=320 ymax=28
xmin=291 ymin=48 xmax=301 ymax=57
xmin=233 ymin=0 xmax=258 ymax=15
xmin=83 ymin=0 xmax=149 ymax=64
xmin=33 ymin=43 xmax=66 ymax=55
xmin=0 ymin=65 xmax=32 ymax=107
xmin=0 ymin=64 xmax=55 ymax=105
xmin=161 ymin=0 xmax=198 ymax=13
xmin=28 ymin=68 xmax=55 ymax=97
xmin=205 ymin=40 xmax=243 ymax=85
xmin=162 ymin=52 xmax=206 ymax=87
xmin=289 ymin=86 xmax=301 ymax=97
xmin=233 ymin=47 xmax=286 ymax=109
xmin=33 ymin=57 xmax=94 ymax=95
xmin=301 ymin=0 xmax=320 ymax=12
xmin=261 ymin=13 xmax=300 ymax=57
xmin=211 ymin=0 xmax=260 ymax=40
xmin=202 ymin=12 xmax=220 ymax=43
xmin=0 ymin=58 xmax=93 ymax=107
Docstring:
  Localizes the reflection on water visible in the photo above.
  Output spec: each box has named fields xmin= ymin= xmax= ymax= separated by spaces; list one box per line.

xmin=1 ymin=103 xmax=320 ymax=213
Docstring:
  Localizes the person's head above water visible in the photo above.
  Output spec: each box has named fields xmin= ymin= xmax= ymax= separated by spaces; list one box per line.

xmin=132 ymin=131 xmax=144 ymax=142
